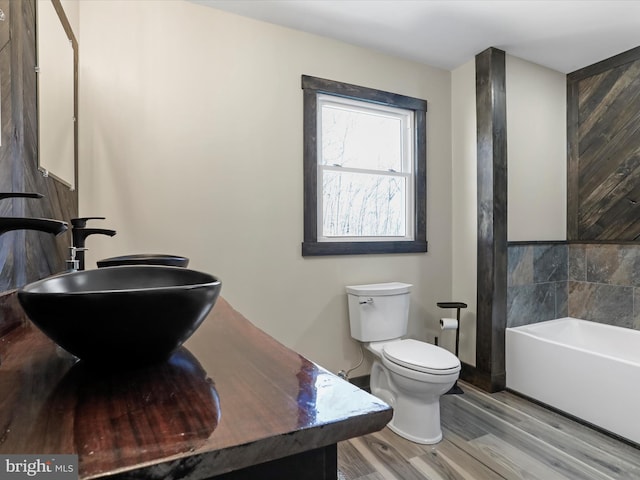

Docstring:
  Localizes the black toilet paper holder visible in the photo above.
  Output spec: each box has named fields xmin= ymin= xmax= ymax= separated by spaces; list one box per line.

xmin=437 ymin=301 xmax=467 ymax=396
xmin=436 ymin=301 xmax=467 ymax=357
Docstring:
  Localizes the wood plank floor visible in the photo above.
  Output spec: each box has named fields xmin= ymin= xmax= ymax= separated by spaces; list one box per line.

xmin=337 ymin=381 xmax=640 ymax=480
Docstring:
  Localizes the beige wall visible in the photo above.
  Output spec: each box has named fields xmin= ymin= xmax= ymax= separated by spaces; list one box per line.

xmin=506 ymin=55 xmax=567 ymax=241
xmin=450 ymin=59 xmax=477 ymax=366
xmin=77 ymin=1 xmax=453 ymax=375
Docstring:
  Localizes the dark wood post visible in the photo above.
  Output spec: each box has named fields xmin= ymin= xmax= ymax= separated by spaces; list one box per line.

xmin=475 ymin=47 xmax=507 ymax=392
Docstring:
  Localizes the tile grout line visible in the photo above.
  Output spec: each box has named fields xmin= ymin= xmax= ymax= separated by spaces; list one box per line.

xmin=432 ymin=442 xmax=510 ymax=480
xmin=452 ymin=394 xmax=617 ymax=480
xmin=440 ymin=428 xmax=510 ymax=480
xmin=432 ymin=449 xmax=488 ymax=480
xmin=349 ymin=436 xmax=402 ymax=480
xmin=406 ymin=456 xmax=447 ymax=480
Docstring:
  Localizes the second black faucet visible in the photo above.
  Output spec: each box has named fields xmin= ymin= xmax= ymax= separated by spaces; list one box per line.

xmin=71 ymin=217 xmax=116 ymax=270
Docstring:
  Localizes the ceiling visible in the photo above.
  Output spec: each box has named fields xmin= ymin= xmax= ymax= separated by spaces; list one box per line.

xmin=191 ymin=0 xmax=640 ymax=73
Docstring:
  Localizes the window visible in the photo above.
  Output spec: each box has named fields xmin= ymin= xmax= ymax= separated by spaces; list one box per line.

xmin=301 ymin=75 xmax=427 ymax=256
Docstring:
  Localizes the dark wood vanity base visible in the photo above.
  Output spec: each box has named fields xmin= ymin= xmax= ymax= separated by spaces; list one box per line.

xmin=0 ymin=294 xmax=392 ymax=479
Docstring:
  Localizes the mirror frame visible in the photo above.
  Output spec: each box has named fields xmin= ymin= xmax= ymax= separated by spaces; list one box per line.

xmin=35 ymin=0 xmax=78 ymax=191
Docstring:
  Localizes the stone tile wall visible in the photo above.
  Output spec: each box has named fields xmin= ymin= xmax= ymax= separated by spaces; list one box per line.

xmin=507 ymin=242 xmax=640 ymax=330
xmin=569 ymin=244 xmax=640 ymax=329
xmin=507 ymin=243 xmax=568 ymax=328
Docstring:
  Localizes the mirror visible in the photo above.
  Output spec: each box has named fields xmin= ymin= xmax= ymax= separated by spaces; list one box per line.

xmin=36 ymin=0 xmax=77 ymax=190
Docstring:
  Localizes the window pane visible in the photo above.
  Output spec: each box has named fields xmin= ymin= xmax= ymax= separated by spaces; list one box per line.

xmin=322 ymin=170 xmax=406 ymax=237
xmin=321 ymin=104 xmax=404 ymax=172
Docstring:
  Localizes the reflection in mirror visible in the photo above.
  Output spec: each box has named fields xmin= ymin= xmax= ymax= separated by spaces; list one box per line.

xmin=36 ymin=0 xmax=76 ymax=190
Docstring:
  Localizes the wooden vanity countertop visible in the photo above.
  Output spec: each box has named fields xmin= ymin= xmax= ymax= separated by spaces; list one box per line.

xmin=0 ymin=296 xmax=392 ymax=479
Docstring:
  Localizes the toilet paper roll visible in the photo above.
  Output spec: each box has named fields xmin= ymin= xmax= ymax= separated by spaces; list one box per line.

xmin=440 ymin=317 xmax=458 ymax=330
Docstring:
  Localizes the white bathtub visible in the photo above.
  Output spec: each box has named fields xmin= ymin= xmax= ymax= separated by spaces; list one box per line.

xmin=506 ymin=317 xmax=640 ymax=445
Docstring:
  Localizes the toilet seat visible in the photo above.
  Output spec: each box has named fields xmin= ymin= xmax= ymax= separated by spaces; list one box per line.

xmin=383 ymin=339 xmax=460 ymax=375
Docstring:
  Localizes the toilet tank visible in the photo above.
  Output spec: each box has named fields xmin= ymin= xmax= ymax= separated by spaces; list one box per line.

xmin=346 ymin=282 xmax=412 ymax=342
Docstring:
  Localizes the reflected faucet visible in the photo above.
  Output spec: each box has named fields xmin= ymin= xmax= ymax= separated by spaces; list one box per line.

xmin=0 ymin=193 xmax=68 ymax=236
xmin=71 ymin=218 xmax=116 ymax=270
xmin=0 ymin=217 xmax=68 ymax=236
xmin=0 ymin=192 xmax=44 ymax=201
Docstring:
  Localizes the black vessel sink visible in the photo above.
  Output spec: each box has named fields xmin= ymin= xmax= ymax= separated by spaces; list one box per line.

xmin=17 ymin=266 xmax=221 ymax=368
xmin=97 ymin=254 xmax=189 ymax=268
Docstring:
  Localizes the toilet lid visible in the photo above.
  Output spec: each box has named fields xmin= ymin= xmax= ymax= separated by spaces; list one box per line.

xmin=383 ymin=339 xmax=460 ymax=375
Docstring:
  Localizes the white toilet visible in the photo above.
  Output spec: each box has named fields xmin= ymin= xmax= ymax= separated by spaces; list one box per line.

xmin=346 ymin=282 xmax=460 ymax=444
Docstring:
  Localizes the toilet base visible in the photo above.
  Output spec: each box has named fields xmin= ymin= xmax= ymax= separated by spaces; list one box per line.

xmin=388 ymin=421 xmax=442 ymax=444
xmin=386 ymin=392 xmax=444 ymax=444
xmin=370 ymin=359 xmax=458 ymax=445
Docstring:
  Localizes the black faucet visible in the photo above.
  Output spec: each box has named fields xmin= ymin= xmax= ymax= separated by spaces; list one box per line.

xmin=71 ymin=218 xmax=116 ymax=270
xmin=0 ymin=217 xmax=68 ymax=236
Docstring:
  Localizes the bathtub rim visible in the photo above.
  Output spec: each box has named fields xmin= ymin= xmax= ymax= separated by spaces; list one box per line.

xmin=506 ymin=317 xmax=640 ymax=369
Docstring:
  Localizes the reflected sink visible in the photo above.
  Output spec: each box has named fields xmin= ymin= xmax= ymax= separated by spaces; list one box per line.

xmin=17 ymin=266 xmax=221 ymax=368
xmin=97 ymin=254 xmax=189 ymax=268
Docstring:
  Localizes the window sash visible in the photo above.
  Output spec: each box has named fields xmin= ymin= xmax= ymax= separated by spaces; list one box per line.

xmin=317 ymin=94 xmax=413 ymax=174
xmin=316 ymin=95 xmax=414 ymax=242
xmin=317 ymin=167 xmax=414 ymax=242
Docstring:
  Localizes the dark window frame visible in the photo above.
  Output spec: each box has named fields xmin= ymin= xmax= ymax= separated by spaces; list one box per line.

xmin=301 ymin=75 xmax=428 ymax=256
